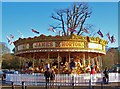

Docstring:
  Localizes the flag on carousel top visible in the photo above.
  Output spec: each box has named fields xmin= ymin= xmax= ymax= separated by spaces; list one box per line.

xmin=106 ymin=32 xmax=111 ymax=41
xmin=110 ymin=35 xmax=116 ymax=43
xmin=58 ymin=30 xmax=62 ymax=36
xmin=6 ymin=36 xmax=13 ymax=45
xmin=48 ymin=27 xmax=56 ymax=32
xmin=10 ymin=34 xmax=14 ymax=39
xmin=97 ymin=30 xmax=103 ymax=37
xmin=18 ymin=30 xmax=24 ymax=38
xmin=83 ymin=28 xmax=89 ymax=34
xmin=31 ymin=29 xmax=39 ymax=34
xmin=67 ymin=27 xmax=76 ymax=33
xmin=6 ymin=36 xmax=10 ymax=43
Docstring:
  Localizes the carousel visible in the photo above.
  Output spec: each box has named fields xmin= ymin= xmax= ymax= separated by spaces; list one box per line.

xmin=13 ymin=34 xmax=108 ymax=74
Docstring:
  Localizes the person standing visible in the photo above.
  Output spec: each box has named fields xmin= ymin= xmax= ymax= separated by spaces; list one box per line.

xmin=44 ymin=68 xmax=50 ymax=88
xmin=90 ymin=66 xmax=96 ymax=74
xmin=50 ymin=69 xmax=55 ymax=88
xmin=90 ymin=65 xmax=96 ymax=85
xmin=103 ymin=67 xmax=109 ymax=84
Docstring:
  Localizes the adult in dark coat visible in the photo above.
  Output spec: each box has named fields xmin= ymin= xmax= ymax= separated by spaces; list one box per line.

xmin=103 ymin=67 xmax=109 ymax=84
xmin=44 ymin=68 xmax=50 ymax=83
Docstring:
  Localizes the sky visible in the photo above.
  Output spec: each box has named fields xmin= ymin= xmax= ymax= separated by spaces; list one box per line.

xmin=1 ymin=1 xmax=119 ymax=52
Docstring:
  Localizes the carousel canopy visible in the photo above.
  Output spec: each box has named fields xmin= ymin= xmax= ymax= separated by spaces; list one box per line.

xmin=13 ymin=34 xmax=108 ymax=57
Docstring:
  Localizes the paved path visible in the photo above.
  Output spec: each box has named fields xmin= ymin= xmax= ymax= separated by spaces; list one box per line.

xmin=2 ymin=82 xmax=120 ymax=89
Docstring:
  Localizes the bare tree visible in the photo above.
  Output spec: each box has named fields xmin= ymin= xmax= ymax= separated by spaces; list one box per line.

xmin=50 ymin=2 xmax=92 ymax=36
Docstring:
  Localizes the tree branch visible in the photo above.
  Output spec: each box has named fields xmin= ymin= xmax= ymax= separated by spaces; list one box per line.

xmin=77 ymin=13 xmax=88 ymax=35
xmin=51 ymin=14 xmax=61 ymax=21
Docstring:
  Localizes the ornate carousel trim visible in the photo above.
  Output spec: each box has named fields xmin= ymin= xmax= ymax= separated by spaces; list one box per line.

xmin=14 ymin=34 xmax=108 ymax=55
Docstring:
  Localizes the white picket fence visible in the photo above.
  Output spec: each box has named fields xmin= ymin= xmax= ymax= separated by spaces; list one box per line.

xmin=6 ymin=73 xmax=120 ymax=86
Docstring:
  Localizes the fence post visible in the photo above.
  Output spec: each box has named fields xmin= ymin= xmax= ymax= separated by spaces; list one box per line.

xmin=58 ymin=85 xmax=60 ymax=89
xmin=12 ymin=82 xmax=14 ymax=89
xmin=101 ymin=82 xmax=103 ymax=89
xmin=89 ymin=79 xmax=92 ymax=89
xmin=45 ymin=80 xmax=47 ymax=89
xmin=22 ymin=81 xmax=26 ymax=89
xmin=72 ymin=75 xmax=74 ymax=89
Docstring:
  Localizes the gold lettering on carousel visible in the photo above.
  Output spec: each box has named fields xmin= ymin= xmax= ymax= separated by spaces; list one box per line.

xmin=18 ymin=44 xmax=29 ymax=51
xmin=88 ymin=43 xmax=102 ymax=50
xmin=41 ymin=42 xmax=46 ymax=47
xmin=60 ymin=41 xmax=84 ymax=48
xmin=33 ymin=42 xmax=55 ymax=48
